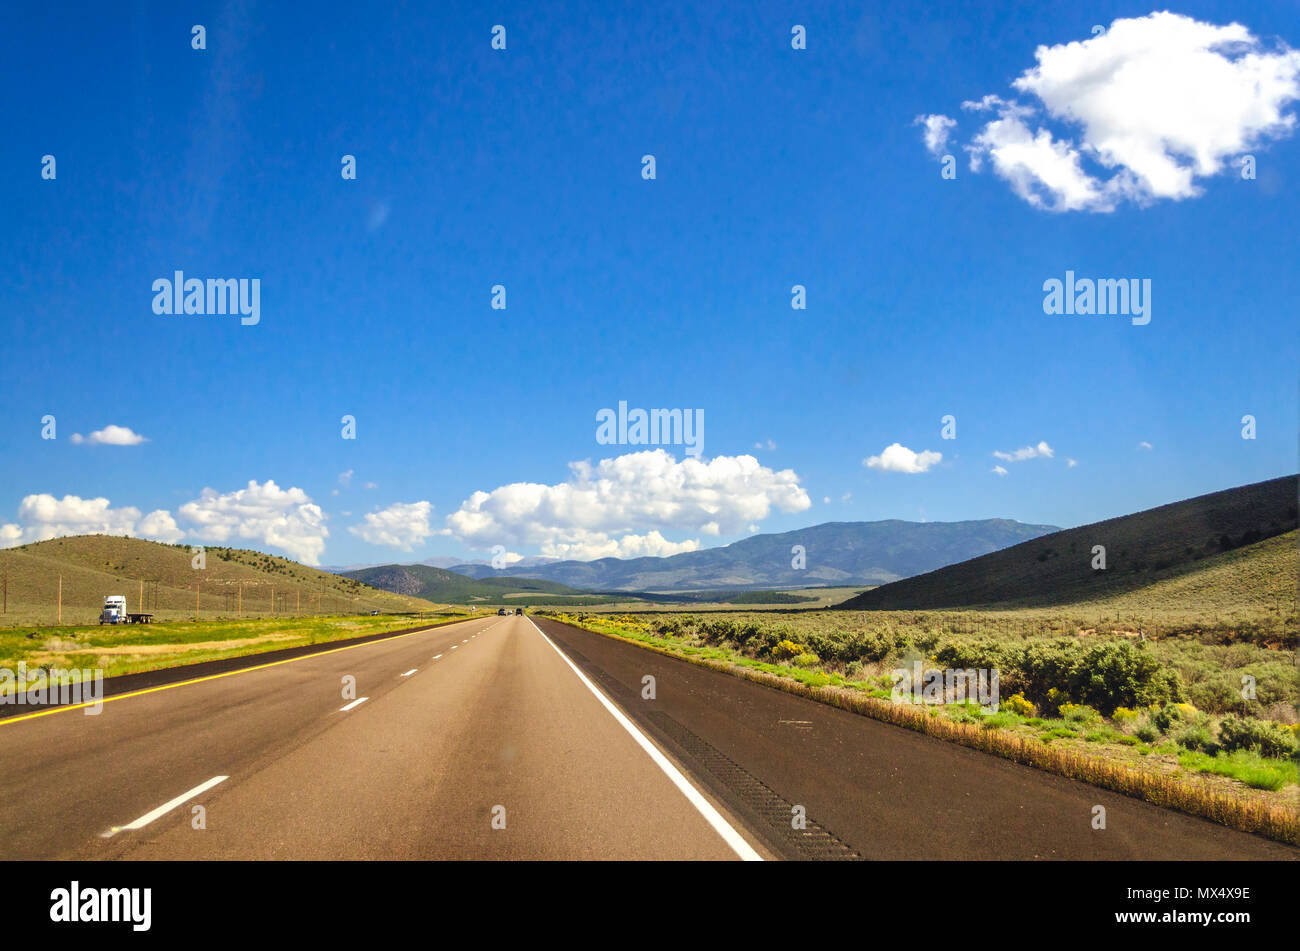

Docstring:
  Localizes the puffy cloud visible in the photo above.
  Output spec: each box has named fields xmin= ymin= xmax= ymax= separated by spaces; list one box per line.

xmin=0 ymin=494 xmax=181 ymax=546
xmin=864 ymin=443 xmax=942 ymax=474
xmin=538 ymin=530 xmax=701 ymax=562
xmin=70 ymin=425 xmax=148 ymax=446
xmin=138 ymin=510 xmax=184 ymax=543
xmin=349 ymin=501 xmax=435 ymax=551
xmin=931 ymin=13 xmax=1300 ymax=211
xmin=178 ymin=480 xmax=328 ymax=565
xmin=10 ymin=494 xmax=141 ymax=540
xmin=444 ymin=449 xmax=810 ymax=558
xmin=993 ymin=440 xmax=1054 ymax=462
xmin=915 ymin=113 xmax=957 ymax=155
xmin=992 ymin=465 xmax=1008 ymax=476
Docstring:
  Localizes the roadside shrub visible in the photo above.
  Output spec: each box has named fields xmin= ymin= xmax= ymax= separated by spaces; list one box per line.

xmin=1135 ymin=723 xmax=1159 ymax=743
xmin=1174 ymin=726 xmax=1217 ymax=754
xmin=1003 ymin=693 xmax=1035 ymax=717
xmin=1218 ymin=715 xmax=1300 ymax=759
xmin=791 ymin=652 xmax=820 ymax=668
xmin=1041 ymin=687 xmax=1067 ymax=717
xmin=1112 ymin=706 xmax=1139 ymax=724
xmin=771 ymin=639 xmax=805 ymax=661
xmin=1059 ymin=703 xmax=1101 ymax=724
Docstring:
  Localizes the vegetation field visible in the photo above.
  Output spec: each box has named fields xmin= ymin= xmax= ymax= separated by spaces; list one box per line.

xmin=0 ymin=611 xmax=477 ymax=684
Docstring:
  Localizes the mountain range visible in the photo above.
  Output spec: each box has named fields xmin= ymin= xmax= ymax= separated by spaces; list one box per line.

xmin=433 ymin=518 xmax=1060 ymax=592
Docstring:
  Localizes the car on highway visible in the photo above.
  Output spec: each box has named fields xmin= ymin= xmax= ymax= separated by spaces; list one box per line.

xmin=497 ymin=608 xmax=507 ymax=616
xmin=515 ymin=608 xmax=525 ymax=615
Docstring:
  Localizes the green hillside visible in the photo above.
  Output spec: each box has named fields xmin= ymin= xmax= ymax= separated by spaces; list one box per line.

xmin=342 ymin=563 xmax=599 ymax=604
xmin=0 ymin=535 xmax=444 ymax=625
xmin=839 ymin=475 xmax=1298 ymax=610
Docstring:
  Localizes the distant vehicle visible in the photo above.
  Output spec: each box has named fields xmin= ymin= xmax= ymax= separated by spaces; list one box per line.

xmin=515 ymin=608 xmax=524 ymax=615
xmin=99 ymin=595 xmax=153 ymax=625
xmin=497 ymin=608 xmax=507 ymax=616
xmin=369 ymin=610 xmax=380 ymax=615
xmin=100 ymin=595 xmax=128 ymax=625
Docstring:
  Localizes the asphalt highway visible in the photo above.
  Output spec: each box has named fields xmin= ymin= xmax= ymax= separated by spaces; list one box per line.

xmin=0 ymin=613 xmax=1293 ymax=860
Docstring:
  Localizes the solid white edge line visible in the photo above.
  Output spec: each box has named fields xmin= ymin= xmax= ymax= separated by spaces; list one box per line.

xmin=433 ymin=653 xmax=443 ymax=659
xmin=339 ymin=697 xmax=369 ymax=712
xmin=401 ymin=669 xmax=417 ymax=677
xmin=113 ymin=775 xmax=229 ymax=833
xmin=524 ymin=616 xmax=763 ymax=861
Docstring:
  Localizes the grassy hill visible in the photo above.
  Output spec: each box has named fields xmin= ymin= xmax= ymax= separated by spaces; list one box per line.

xmin=341 ymin=563 xmax=600 ymax=604
xmin=0 ymin=535 xmax=444 ymax=625
xmin=839 ymin=475 xmax=1298 ymax=611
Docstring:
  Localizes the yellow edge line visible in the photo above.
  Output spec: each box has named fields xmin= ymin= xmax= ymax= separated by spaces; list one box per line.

xmin=0 ymin=617 xmax=480 ymax=728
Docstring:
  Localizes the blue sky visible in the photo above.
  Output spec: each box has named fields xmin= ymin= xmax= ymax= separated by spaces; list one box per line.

xmin=2 ymin=1 xmax=1297 ymax=567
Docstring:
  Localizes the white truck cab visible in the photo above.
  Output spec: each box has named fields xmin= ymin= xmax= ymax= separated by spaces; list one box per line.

xmin=100 ymin=595 xmax=128 ymax=625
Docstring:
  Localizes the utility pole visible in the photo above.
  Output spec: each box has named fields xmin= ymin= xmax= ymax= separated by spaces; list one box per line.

xmin=57 ymin=574 xmax=62 ymax=625
xmin=296 ymin=590 xmax=300 ymax=616
xmin=2 ymin=560 xmax=7 ymax=615
xmin=238 ymin=582 xmax=243 ymax=618
xmin=271 ymin=587 xmax=275 ymax=617
xmin=139 ymin=579 xmax=143 ymax=615
xmin=195 ymin=583 xmax=199 ymax=619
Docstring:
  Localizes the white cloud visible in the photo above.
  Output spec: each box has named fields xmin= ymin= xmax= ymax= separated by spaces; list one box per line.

xmin=915 ymin=113 xmax=957 ymax=155
xmin=0 ymin=494 xmax=140 ymax=545
xmin=70 ymin=425 xmax=148 ymax=446
xmin=841 ymin=491 xmax=852 ymax=503
xmin=349 ymin=501 xmax=435 ymax=551
xmin=138 ymin=510 xmax=184 ymax=543
xmin=364 ymin=482 xmax=378 ymax=490
xmin=753 ymin=439 xmax=777 ymax=451
xmin=992 ymin=440 xmax=1055 ymax=462
xmin=444 ymin=449 xmax=810 ymax=559
xmin=338 ymin=469 xmax=354 ymax=488
xmin=992 ymin=465 xmax=1008 ymax=476
xmin=0 ymin=494 xmax=182 ymax=547
xmin=1067 ymin=458 xmax=1078 ymax=468
xmin=178 ymin=480 xmax=328 ymax=565
xmin=864 ymin=443 xmax=942 ymax=474
xmin=936 ymin=13 xmax=1300 ymax=211
xmin=538 ymin=530 xmax=700 ymax=562
xmin=1138 ymin=441 xmax=1154 ymax=450
xmin=823 ymin=496 xmax=831 ymax=504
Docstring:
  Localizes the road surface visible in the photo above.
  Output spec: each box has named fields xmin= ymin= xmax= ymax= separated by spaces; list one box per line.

xmin=0 ymin=613 xmax=1293 ymax=860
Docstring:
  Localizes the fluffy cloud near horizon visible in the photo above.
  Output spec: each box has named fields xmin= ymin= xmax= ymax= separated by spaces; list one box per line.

xmin=0 ymin=494 xmax=182 ymax=546
xmin=864 ymin=443 xmax=942 ymax=474
xmin=349 ymin=501 xmax=436 ymax=551
xmin=922 ymin=13 xmax=1300 ymax=211
xmin=178 ymin=480 xmax=328 ymax=565
xmin=444 ymin=449 xmax=811 ymax=560
xmin=993 ymin=440 xmax=1054 ymax=462
xmin=70 ymin=424 xmax=148 ymax=446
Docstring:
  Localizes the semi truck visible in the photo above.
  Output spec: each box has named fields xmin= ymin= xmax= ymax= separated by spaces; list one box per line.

xmin=99 ymin=595 xmax=153 ymax=625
